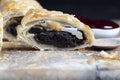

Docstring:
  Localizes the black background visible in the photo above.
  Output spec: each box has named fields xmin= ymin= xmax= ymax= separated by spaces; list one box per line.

xmin=37 ymin=0 xmax=120 ymax=19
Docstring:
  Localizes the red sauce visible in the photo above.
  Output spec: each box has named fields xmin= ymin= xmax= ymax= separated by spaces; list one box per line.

xmin=75 ymin=15 xmax=119 ymax=29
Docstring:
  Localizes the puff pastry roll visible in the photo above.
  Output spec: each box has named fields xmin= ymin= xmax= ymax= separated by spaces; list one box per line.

xmin=0 ymin=13 xmax=3 ymax=51
xmin=1 ymin=0 xmax=43 ymax=41
xmin=17 ymin=9 xmax=95 ymax=50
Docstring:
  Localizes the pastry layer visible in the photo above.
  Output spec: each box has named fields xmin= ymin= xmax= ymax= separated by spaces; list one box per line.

xmin=6 ymin=16 xmax=23 ymax=36
xmin=1 ymin=0 xmax=43 ymax=41
xmin=0 ymin=13 xmax=3 ymax=51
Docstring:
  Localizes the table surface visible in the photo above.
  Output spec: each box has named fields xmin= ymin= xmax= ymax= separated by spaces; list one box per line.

xmin=0 ymin=20 xmax=120 ymax=80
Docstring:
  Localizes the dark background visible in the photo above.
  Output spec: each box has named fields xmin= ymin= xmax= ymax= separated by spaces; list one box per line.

xmin=37 ymin=0 xmax=120 ymax=20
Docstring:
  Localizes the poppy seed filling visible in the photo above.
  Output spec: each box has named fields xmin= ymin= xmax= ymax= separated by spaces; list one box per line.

xmin=6 ymin=16 xmax=23 ymax=36
xmin=29 ymin=25 xmax=86 ymax=48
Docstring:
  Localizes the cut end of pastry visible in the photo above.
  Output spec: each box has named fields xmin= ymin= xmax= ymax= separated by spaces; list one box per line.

xmin=1 ymin=0 xmax=43 ymax=41
xmin=28 ymin=26 xmax=86 ymax=48
xmin=5 ymin=16 xmax=23 ymax=37
xmin=3 ymin=16 xmax=23 ymax=41
xmin=17 ymin=9 xmax=95 ymax=50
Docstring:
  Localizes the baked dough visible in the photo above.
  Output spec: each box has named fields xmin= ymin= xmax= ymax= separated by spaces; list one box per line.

xmin=0 ymin=0 xmax=38 ymax=10
xmin=0 ymin=0 xmax=43 ymax=41
xmin=17 ymin=9 xmax=95 ymax=50
xmin=0 ymin=12 xmax=3 ymax=51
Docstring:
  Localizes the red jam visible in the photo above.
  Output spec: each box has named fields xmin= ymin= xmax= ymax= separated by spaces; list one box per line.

xmin=75 ymin=15 xmax=119 ymax=29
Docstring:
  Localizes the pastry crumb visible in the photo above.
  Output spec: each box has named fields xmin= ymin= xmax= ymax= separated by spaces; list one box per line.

xmin=79 ymin=62 xmax=84 ymax=64
xmin=27 ymin=64 xmax=38 ymax=68
xmin=87 ymin=58 xmax=95 ymax=65
xmin=0 ymin=56 xmax=9 ymax=60
xmin=99 ymin=51 xmax=118 ymax=60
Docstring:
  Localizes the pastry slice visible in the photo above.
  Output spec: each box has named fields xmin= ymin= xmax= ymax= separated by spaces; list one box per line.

xmin=1 ymin=0 xmax=43 ymax=41
xmin=17 ymin=9 xmax=95 ymax=50
xmin=0 ymin=13 xmax=3 ymax=51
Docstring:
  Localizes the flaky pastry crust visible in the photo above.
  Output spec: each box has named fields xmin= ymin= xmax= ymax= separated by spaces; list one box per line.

xmin=0 ymin=0 xmax=43 ymax=41
xmin=17 ymin=9 xmax=95 ymax=50
xmin=0 ymin=12 xmax=3 ymax=51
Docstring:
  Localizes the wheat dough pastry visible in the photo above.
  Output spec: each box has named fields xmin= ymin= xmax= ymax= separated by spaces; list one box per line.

xmin=0 ymin=13 xmax=3 ymax=51
xmin=1 ymin=0 xmax=43 ymax=41
xmin=0 ymin=0 xmax=37 ymax=10
xmin=17 ymin=9 xmax=95 ymax=50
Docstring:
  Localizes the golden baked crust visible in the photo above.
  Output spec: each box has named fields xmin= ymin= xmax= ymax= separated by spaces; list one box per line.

xmin=1 ymin=1 xmax=42 ymax=11
xmin=0 ymin=12 xmax=3 ymax=51
xmin=0 ymin=0 xmax=39 ymax=9
xmin=0 ymin=0 xmax=43 ymax=41
xmin=17 ymin=9 xmax=95 ymax=50
xmin=1 ymin=0 xmax=42 ymax=20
